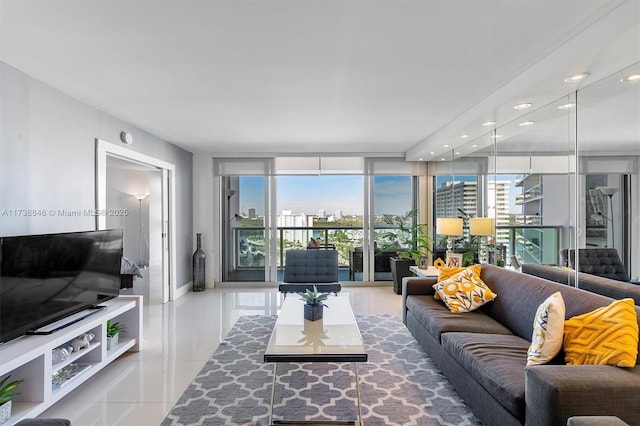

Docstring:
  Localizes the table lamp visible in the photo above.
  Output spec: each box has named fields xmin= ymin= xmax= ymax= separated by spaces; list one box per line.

xmin=436 ymin=218 xmax=463 ymax=254
xmin=470 ymin=217 xmax=494 ymax=263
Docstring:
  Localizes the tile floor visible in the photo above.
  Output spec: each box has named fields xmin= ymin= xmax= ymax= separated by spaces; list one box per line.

xmin=40 ymin=284 xmax=403 ymax=425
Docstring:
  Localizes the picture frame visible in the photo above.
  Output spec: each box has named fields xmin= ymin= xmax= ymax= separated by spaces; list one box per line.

xmin=445 ymin=253 xmax=463 ymax=268
xmin=418 ymin=256 xmax=428 ymax=269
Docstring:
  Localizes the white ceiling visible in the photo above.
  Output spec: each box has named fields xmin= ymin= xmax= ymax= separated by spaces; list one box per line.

xmin=1 ymin=0 xmax=638 ymax=158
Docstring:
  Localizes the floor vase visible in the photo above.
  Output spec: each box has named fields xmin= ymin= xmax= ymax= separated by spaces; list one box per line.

xmin=192 ymin=234 xmax=206 ymax=292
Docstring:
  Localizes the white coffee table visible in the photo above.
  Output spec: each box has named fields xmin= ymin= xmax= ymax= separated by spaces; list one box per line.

xmin=264 ymin=294 xmax=367 ymax=425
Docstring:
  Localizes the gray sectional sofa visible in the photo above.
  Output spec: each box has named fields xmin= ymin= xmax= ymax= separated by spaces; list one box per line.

xmin=402 ymin=264 xmax=640 ymax=426
xmin=521 ymin=263 xmax=640 ymax=305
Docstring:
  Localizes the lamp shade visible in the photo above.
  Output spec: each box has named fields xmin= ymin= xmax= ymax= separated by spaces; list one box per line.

xmin=436 ymin=218 xmax=463 ymax=236
xmin=469 ymin=217 xmax=494 ymax=236
xmin=597 ymin=186 xmax=618 ymax=197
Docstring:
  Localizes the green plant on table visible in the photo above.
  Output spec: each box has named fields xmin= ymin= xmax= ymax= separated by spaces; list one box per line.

xmin=106 ymin=320 xmax=127 ymax=338
xmin=299 ymin=286 xmax=329 ymax=308
xmin=0 ymin=376 xmax=22 ymax=406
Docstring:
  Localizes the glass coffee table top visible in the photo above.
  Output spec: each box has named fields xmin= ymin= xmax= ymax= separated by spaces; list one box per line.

xmin=264 ymin=294 xmax=367 ymax=363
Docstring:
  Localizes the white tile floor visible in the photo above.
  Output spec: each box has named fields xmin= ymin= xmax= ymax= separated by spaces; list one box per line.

xmin=40 ymin=284 xmax=402 ymax=425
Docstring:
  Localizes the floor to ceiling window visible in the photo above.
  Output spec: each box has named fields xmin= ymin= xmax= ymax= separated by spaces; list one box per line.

xmin=432 ymin=173 xmax=481 ymax=265
xmin=222 ymin=175 xmax=267 ymax=282
xmin=275 ymin=175 xmax=364 ymax=279
xmin=215 ymin=157 xmax=423 ymax=283
xmin=369 ymin=175 xmax=414 ymax=281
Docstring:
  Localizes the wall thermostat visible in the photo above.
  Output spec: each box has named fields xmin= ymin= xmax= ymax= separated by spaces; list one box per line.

xmin=120 ymin=131 xmax=133 ymax=145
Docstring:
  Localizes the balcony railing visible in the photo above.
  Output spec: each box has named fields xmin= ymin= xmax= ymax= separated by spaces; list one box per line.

xmin=498 ymin=225 xmax=562 ymax=265
xmin=230 ymin=224 xmax=563 ymax=277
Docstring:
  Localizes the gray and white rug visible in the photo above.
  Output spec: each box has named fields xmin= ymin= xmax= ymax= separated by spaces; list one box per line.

xmin=162 ymin=315 xmax=482 ymax=425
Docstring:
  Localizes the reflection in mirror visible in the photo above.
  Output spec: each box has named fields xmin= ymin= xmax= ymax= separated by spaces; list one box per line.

xmin=477 ymin=95 xmax=577 ymax=269
xmin=577 ymin=62 xmax=640 ymax=282
xmin=429 ymin=65 xmax=638 ymax=282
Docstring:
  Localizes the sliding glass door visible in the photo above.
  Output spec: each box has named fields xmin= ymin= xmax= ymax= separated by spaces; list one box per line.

xmin=215 ymin=157 xmax=424 ymax=283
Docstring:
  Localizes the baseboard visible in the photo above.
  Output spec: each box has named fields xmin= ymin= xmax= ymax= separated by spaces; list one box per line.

xmin=215 ymin=281 xmax=392 ymax=288
xmin=175 ymin=282 xmax=191 ymax=299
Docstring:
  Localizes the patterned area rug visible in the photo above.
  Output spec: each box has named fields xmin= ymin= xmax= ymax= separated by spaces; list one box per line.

xmin=162 ymin=315 xmax=482 ymax=426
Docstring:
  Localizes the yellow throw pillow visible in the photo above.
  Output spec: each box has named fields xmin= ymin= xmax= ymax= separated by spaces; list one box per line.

xmin=432 ymin=269 xmax=497 ymax=313
xmin=526 ymin=292 xmax=566 ymax=366
xmin=563 ymin=298 xmax=639 ymax=367
xmin=434 ymin=264 xmax=482 ymax=300
xmin=438 ymin=264 xmax=482 ymax=281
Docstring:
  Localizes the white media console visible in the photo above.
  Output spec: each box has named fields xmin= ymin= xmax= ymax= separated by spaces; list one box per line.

xmin=0 ymin=295 xmax=143 ymax=425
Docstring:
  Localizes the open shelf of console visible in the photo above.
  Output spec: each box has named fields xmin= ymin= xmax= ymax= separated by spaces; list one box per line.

xmin=0 ymin=295 xmax=142 ymax=425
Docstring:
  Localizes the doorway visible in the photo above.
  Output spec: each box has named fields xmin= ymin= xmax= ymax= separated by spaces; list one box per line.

xmin=95 ymin=139 xmax=177 ymax=303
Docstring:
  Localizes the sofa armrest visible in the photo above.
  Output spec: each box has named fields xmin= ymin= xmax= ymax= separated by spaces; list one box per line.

xmin=525 ymin=365 xmax=640 ymax=426
xmin=403 ymin=276 xmax=437 ymax=296
xmin=402 ymin=276 xmax=438 ymax=324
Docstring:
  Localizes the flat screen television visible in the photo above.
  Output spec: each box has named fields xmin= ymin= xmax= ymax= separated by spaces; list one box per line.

xmin=0 ymin=229 xmax=123 ymax=344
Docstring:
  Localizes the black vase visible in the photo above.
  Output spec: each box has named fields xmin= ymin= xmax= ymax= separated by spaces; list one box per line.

xmin=192 ymin=233 xmax=206 ymax=292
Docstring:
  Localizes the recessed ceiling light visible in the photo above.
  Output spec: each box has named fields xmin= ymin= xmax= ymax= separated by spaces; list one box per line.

xmin=621 ymin=73 xmax=640 ymax=82
xmin=440 ymin=158 xmax=446 ymax=161
xmin=455 ymin=151 xmax=461 ymax=155
xmin=461 ymin=134 xmax=469 ymax=139
xmin=472 ymin=144 xmax=478 ymax=147
xmin=418 ymin=158 xmax=424 ymax=161
xmin=429 ymin=151 xmax=436 ymax=155
xmin=481 ymin=121 xmax=497 ymax=127
xmin=443 ymin=144 xmax=449 ymax=147
xmin=513 ymin=103 xmax=532 ymax=110
xmin=558 ymin=102 xmax=576 ymax=110
xmin=564 ymin=72 xmax=590 ymax=83
xmin=519 ymin=121 xmax=535 ymax=126
xmin=491 ymin=134 xmax=503 ymax=139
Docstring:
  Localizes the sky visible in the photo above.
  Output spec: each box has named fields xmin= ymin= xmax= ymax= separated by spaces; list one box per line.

xmin=239 ymin=174 xmax=521 ymax=217
xmin=239 ymin=175 xmax=412 ymax=216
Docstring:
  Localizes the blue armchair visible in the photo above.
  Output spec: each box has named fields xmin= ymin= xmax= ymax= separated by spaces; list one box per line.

xmin=278 ymin=249 xmax=341 ymax=294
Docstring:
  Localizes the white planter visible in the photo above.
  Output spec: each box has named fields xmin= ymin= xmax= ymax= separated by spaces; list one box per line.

xmin=106 ymin=333 xmax=119 ymax=350
xmin=0 ymin=400 xmax=11 ymax=425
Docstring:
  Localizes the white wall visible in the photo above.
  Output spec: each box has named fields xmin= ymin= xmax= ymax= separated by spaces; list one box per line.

xmin=192 ymin=155 xmax=216 ymax=287
xmin=0 ymin=61 xmax=194 ymax=291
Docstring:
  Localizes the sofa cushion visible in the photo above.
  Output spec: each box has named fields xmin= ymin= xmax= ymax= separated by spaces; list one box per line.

xmin=434 ymin=264 xmax=483 ymax=300
xmin=479 ymin=264 xmax=640 ymax=345
xmin=405 ymin=295 xmax=512 ymax=342
xmin=437 ymin=264 xmax=483 ymax=281
xmin=433 ymin=269 xmax=496 ymax=313
xmin=522 ymin=263 xmax=640 ymax=306
xmin=441 ymin=332 xmax=530 ymax=421
xmin=564 ymin=298 xmax=639 ymax=367
xmin=527 ymin=291 xmax=566 ymax=366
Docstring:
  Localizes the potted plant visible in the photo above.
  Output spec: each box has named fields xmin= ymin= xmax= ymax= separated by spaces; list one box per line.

xmin=0 ymin=375 xmax=22 ymax=424
xmin=299 ymin=286 xmax=329 ymax=321
xmin=106 ymin=320 xmax=127 ymax=350
xmin=378 ymin=209 xmax=434 ymax=294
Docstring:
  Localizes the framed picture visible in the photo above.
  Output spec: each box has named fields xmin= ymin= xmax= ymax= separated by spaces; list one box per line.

xmin=446 ymin=253 xmax=463 ymax=268
xmin=418 ymin=256 xmax=428 ymax=269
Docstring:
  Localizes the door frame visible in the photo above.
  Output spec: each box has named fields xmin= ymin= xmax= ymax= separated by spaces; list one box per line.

xmin=95 ymin=139 xmax=177 ymax=302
